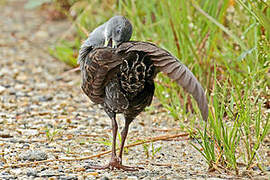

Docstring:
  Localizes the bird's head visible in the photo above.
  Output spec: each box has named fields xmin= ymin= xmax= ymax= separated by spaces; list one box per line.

xmin=104 ymin=16 xmax=133 ymax=48
xmin=78 ymin=16 xmax=132 ymax=66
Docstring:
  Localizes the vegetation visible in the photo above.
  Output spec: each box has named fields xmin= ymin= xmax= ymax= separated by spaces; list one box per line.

xmin=29 ymin=0 xmax=270 ymax=175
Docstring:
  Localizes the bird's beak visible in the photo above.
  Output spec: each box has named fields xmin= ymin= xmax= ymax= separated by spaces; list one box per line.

xmin=112 ymin=40 xmax=117 ymax=48
xmin=104 ymin=37 xmax=109 ymax=47
xmin=104 ymin=37 xmax=113 ymax=47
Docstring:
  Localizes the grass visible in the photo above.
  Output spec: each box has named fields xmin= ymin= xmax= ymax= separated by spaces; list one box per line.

xmin=46 ymin=0 xmax=269 ymax=176
xmin=45 ymin=126 xmax=62 ymax=143
xmin=142 ymin=142 xmax=162 ymax=159
xmin=89 ymin=132 xmax=162 ymax=159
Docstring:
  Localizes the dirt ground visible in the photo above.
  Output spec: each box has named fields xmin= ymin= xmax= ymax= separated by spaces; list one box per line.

xmin=0 ymin=0 xmax=269 ymax=179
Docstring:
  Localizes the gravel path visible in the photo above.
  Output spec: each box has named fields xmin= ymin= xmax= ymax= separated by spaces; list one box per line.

xmin=0 ymin=1 xmax=268 ymax=179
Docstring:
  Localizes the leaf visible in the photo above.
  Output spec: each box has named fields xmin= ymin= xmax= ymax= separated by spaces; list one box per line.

xmin=237 ymin=47 xmax=256 ymax=61
xmin=237 ymin=0 xmax=270 ymax=33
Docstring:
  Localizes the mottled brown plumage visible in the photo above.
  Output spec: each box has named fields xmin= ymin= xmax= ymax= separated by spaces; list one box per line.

xmin=82 ymin=41 xmax=208 ymax=120
xmin=80 ymin=41 xmax=208 ymax=171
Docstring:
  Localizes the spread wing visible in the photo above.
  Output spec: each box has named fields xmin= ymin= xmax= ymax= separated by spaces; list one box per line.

xmin=81 ymin=48 xmax=123 ymax=104
xmin=117 ymin=41 xmax=208 ymax=121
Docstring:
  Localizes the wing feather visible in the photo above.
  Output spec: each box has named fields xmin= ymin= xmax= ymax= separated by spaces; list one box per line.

xmin=118 ymin=41 xmax=209 ymax=121
xmin=81 ymin=41 xmax=208 ymax=120
xmin=81 ymin=48 xmax=123 ymax=104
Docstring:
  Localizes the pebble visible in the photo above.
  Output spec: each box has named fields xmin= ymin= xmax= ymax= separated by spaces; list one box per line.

xmin=26 ymin=168 xmax=38 ymax=177
xmin=38 ymin=95 xmax=53 ymax=102
xmin=127 ymin=176 xmax=138 ymax=180
xmin=0 ymin=175 xmax=16 ymax=180
xmin=59 ymin=175 xmax=78 ymax=180
xmin=39 ymin=170 xmax=61 ymax=177
xmin=9 ymin=168 xmax=22 ymax=176
xmin=19 ymin=150 xmax=48 ymax=161
xmin=100 ymin=176 xmax=110 ymax=180
xmin=34 ymin=30 xmax=49 ymax=40
xmin=18 ymin=129 xmax=39 ymax=136
xmin=0 ymin=85 xmax=6 ymax=94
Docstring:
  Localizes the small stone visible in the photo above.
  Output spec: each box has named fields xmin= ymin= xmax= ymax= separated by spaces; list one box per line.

xmin=39 ymin=170 xmax=59 ymax=177
xmin=15 ymin=91 xmax=27 ymax=97
xmin=39 ymin=95 xmax=53 ymax=102
xmin=35 ymin=83 xmax=48 ymax=89
xmin=16 ymin=74 xmax=28 ymax=81
xmin=0 ymin=85 xmax=6 ymax=94
xmin=0 ymin=133 xmax=13 ymax=138
xmin=19 ymin=150 xmax=48 ymax=161
xmin=0 ymin=68 xmax=10 ymax=76
xmin=127 ymin=176 xmax=138 ymax=180
xmin=252 ymin=166 xmax=259 ymax=171
xmin=0 ymin=175 xmax=16 ymax=180
xmin=34 ymin=30 xmax=49 ymax=39
xmin=100 ymin=176 xmax=110 ymax=180
xmin=10 ymin=168 xmax=22 ymax=176
xmin=59 ymin=176 xmax=78 ymax=180
xmin=18 ymin=129 xmax=39 ymax=136
xmin=26 ymin=169 xmax=37 ymax=177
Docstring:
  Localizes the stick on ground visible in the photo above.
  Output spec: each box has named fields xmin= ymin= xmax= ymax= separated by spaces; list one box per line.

xmin=2 ymin=133 xmax=189 ymax=169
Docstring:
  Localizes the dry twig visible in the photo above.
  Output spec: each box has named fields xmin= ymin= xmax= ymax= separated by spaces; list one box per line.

xmin=3 ymin=133 xmax=189 ymax=168
xmin=138 ymin=160 xmax=181 ymax=168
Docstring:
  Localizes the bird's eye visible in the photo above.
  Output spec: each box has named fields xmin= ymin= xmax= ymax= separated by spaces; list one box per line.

xmin=116 ymin=29 xmax=121 ymax=34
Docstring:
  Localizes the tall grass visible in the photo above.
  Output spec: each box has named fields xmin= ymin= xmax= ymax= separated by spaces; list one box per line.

xmin=49 ymin=0 xmax=270 ymax=175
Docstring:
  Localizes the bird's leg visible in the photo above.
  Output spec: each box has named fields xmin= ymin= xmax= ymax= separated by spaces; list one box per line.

xmin=86 ymin=111 xmax=119 ymax=170
xmin=109 ymin=112 xmax=118 ymax=160
xmin=115 ymin=116 xmax=143 ymax=171
xmin=86 ymin=115 xmax=142 ymax=171
xmin=118 ymin=117 xmax=132 ymax=161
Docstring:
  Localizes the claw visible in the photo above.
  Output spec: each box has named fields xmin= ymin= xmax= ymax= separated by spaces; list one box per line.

xmin=85 ymin=157 xmax=143 ymax=171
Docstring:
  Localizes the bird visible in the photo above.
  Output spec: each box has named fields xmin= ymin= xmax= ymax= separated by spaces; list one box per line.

xmin=78 ymin=16 xmax=208 ymax=171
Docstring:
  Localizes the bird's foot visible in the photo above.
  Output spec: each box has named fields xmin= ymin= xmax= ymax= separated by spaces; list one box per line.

xmin=86 ymin=157 xmax=143 ymax=171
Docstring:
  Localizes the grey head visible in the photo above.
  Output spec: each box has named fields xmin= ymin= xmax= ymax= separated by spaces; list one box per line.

xmin=78 ymin=16 xmax=133 ymax=66
xmin=104 ymin=16 xmax=133 ymax=48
